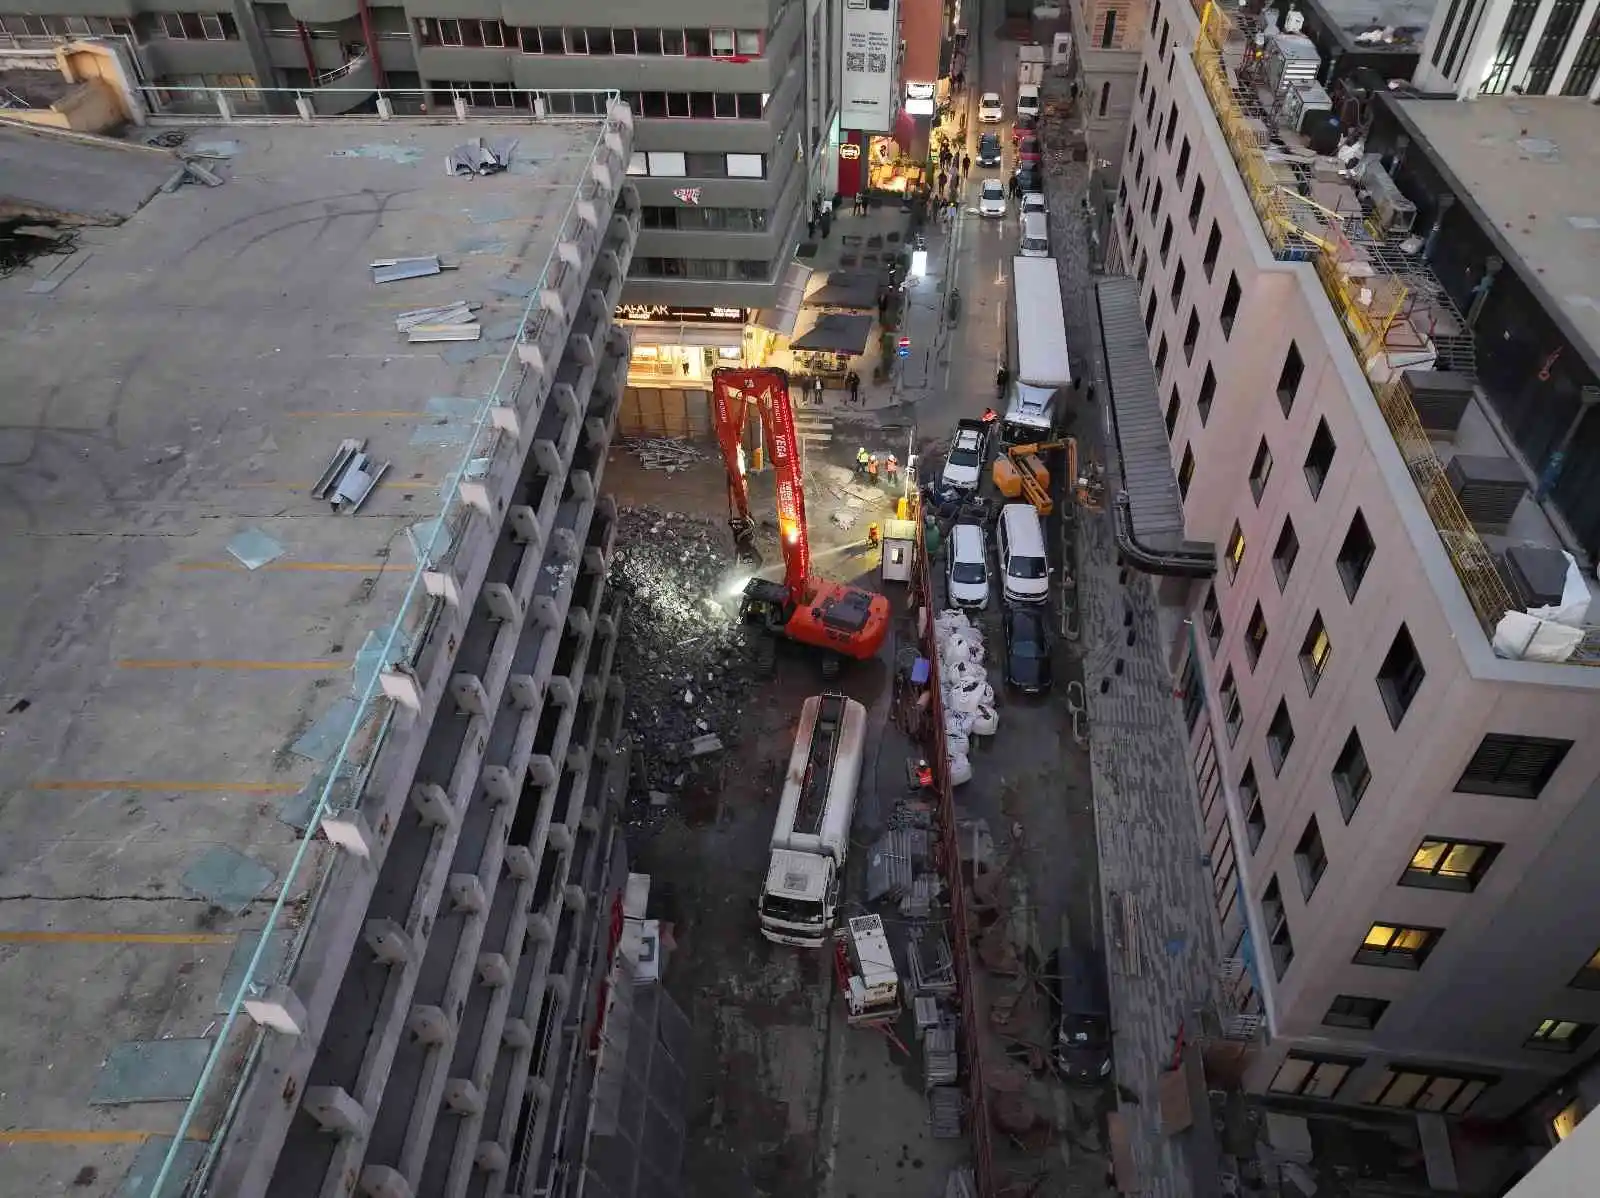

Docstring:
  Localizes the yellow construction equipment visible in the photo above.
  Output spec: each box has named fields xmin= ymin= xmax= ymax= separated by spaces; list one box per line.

xmin=991 ymin=439 xmax=1105 ymax=516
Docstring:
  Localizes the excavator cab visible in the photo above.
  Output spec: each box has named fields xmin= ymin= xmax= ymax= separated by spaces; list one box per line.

xmin=739 ymin=577 xmax=796 ymax=631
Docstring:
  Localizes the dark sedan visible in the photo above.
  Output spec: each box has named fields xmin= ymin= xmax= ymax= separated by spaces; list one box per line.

xmin=977 ymin=132 xmax=1003 ymax=167
xmin=1003 ymin=604 xmax=1053 ymax=694
xmin=1015 ymin=161 xmax=1042 ymax=193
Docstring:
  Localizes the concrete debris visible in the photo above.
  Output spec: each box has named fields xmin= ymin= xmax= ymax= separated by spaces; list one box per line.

xmin=447 ymin=137 xmax=517 ymax=177
xmin=928 ymin=1086 xmax=964 ymax=1138
xmin=687 ymin=734 xmax=724 ymax=757
xmin=622 ymin=437 xmax=707 ymax=473
xmin=161 ymin=159 xmax=225 ymax=192
xmin=609 ymin=507 xmax=764 ymax=798
xmin=312 ymin=439 xmax=388 ymax=513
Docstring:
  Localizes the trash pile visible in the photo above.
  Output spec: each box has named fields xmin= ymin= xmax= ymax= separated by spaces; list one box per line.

xmin=608 ymin=506 xmax=763 ymax=801
xmin=621 ymin=437 xmax=706 ymax=473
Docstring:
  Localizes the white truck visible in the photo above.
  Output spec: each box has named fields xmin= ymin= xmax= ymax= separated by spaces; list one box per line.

xmin=760 ymin=693 xmax=867 ymax=947
xmin=1017 ymin=43 xmax=1047 ymax=86
xmin=1003 ymin=255 xmax=1073 ymax=445
xmin=940 ymin=418 xmax=990 ymax=492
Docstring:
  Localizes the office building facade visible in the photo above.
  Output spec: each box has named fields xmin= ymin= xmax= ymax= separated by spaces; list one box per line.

xmin=1115 ymin=0 xmax=1600 ymax=1127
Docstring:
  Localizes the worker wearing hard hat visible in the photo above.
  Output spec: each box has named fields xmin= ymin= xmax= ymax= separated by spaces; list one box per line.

xmin=884 ymin=454 xmax=900 ymax=486
xmin=866 ymin=454 xmax=880 ymax=484
xmin=855 ymin=446 xmax=870 ymax=477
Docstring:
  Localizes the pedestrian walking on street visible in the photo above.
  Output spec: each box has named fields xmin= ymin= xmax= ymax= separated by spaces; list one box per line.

xmin=846 ymin=370 xmax=861 ymax=405
xmin=995 ymin=365 xmax=1010 ymax=399
xmin=855 ymin=446 xmax=870 ymax=477
xmin=936 ymin=172 xmax=948 ymax=196
xmin=813 ymin=375 xmax=826 ymax=405
xmin=962 ymin=153 xmax=971 ymax=176
xmin=940 ymin=148 xmax=952 ymax=172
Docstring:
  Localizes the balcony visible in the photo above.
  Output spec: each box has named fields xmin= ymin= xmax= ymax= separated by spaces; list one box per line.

xmin=288 ymin=0 xmax=361 ymax=22
xmin=307 ymin=51 xmax=377 ymax=114
xmin=1188 ymin=1 xmax=1600 ymax=664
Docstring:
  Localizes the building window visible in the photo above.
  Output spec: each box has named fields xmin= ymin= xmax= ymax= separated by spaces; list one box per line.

xmin=1156 ymin=334 xmax=1169 ymax=379
xmin=1221 ymin=667 xmax=1243 ymax=744
xmin=1181 ymin=651 xmax=1203 ymax=731
xmin=1203 ymin=221 xmax=1221 ymax=278
xmin=1165 ymin=385 xmax=1181 ymax=436
xmin=1100 ymin=8 xmax=1118 ymax=47
xmin=1526 ymin=0 xmax=1586 ymax=92
xmin=1295 ymin=429 xmax=1334 ymax=508
xmin=1144 ymin=290 xmax=1158 ymax=332
xmin=1150 ymin=180 xmax=1164 ymax=217
xmin=1376 ymin=625 xmax=1424 ymax=728
xmin=1571 ymin=947 xmax=1600 ymax=991
xmin=1244 ymin=603 xmax=1268 ymax=670
xmin=159 ymin=11 xmax=239 ymax=39
xmin=1267 ymin=699 xmax=1294 ymax=775
xmin=1248 ymin=438 xmax=1273 ymax=504
xmin=1179 ymin=444 xmax=1196 ymax=500
xmin=1189 ymin=175 xmax=1206 ymax=230
xmin=1277 ymin=342 xmax=1304 ymax=414
xmin=641 ymin=150 xmax=687 ymax=176
xmin=1565 ymin=9 xmax=1600 ymax=95
xmin=1337 ymin=511 xmax=1374 ymax=600
xmin=1165 ymin=100 xmax=1178 ymax=148
xmin=1402 ymin=837 xmax=1500 ymax=892
xmin=1356 ymin=923 xmax=1441 ymax=970
xmin=1171 ymin=261 xmax=1186 ymax=309
xmin=1482 ymin=0 xmax=1540 ymax=93
xmin=1272 ymin=517 xmax=1299 ymax=590
xmin=1270 ymin=1053 xmax=1357 ymax=1099
xmin=726 ymin=153 xmax=765 ymax=178
xmin=1528 ymin=1019 xmax=1594 ymax=1053
xmin=1098 ymin=80 xmax=1111 ymax=115
xmin=1454 ymin=733 xmax=1571 ymax=798
xmin=1160 ymin=216 xmax=1174 ymax=261
xmin=1324 ymin=995 xmax=1389 ymax=1031
xmin=1298 ymin=613 xmax=1330 ymax=695
xmin=1294 ymin=817 xmax=1327 ymax=898
xmin=1241 ymin=763 xmax=1264 ymax=850
xmin=1197 ymin=363 xmax=1216 ymax=424
xmin=1332 ymin=729 xmax=1371 ymax=822
xmin=1224 ymin=521 xmax=1245 ymax=579
xmin=1183 ymin=310 xmax=1200 ymax=362
xmin=1368 ymin=1066 xmax=1492 ymax=1113
xmin=1261 ymin=878 xmax=1295 ymax=978
xmin=1176 ymin=138 xmax=1191 ymax=185
xmin=1202 ymin=584 xmax=1222 ymax=652
xmin=1219 ymin=273 xmax=1241 ymax=338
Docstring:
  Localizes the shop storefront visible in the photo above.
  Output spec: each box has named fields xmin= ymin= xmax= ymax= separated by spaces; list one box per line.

xmin=615 ymin=305 xmax=753 ymax=385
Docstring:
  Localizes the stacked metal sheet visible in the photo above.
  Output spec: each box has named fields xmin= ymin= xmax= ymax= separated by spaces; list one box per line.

xmin=866 ymin=828 xmax=915 ymax=902
xmin=899 ymin=873 xmax=937 ymax=918
xmin=923 ymin=1025 xmax=958 ymax=1087
xmin=371 ymin=255 xmax=442 ymax=284
xmin=446 ymin=137 xmax=517 ymax=177
xmin=913 ymin=995 xmax=941 ymax=1038
xmin=395 ymin=300 xmax=483 ymax=343
xmin=908 ymin=929 xmax=956 ymax=996
xmin=945 ymin=1167 xmax=977 ymax=1198
xmin=929 ymin=1086 xmax=964 ymax=1138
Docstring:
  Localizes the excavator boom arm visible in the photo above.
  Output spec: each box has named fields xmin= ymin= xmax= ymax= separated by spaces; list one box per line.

xmin=711 ymin=368 xmax=811 ymax=593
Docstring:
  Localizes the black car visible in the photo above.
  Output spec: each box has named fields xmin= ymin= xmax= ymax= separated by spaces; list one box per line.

xmin=977 ymin=132 xmax=1003 ymax=167
xmin=1044 ymin=947 xmax=1113 ymax=1084
xmin=1002 ymin=604 xmax=1053 ymax=694
xmin=1014 ymin=161 xmax=1042 ymax=193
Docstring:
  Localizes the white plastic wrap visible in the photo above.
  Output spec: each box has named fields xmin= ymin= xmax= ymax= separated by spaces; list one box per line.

xmin=946 ymin=730 xmax=970 ymax=758
xmin=948 ymin=752 xmax=973 ymax=786
xmin=945 ymin=709 xmax=977 ymax=735
xmin=972 ymin=704 xmax=999 ymax=736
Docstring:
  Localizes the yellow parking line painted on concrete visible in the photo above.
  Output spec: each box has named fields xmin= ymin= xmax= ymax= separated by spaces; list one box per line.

xmin=0 ymin=930 xmax=235 ymax=946
xmin=0 ymin=1128 xmax=209 ymax=1146
xmin=116 ymin=659 xmax=345 ymax=671
xmin=177 ymin=561 xmax=391 ymax=574
xmin=227 ymin=478 xmax=436 ymax=490
xmin=31 ymin=779 xmax=301 ymax=795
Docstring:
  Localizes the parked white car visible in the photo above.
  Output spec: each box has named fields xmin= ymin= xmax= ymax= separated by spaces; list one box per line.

xmin=1016 ymin=83 xmax=1042 ymax=119
xmin=946 ymin=522 xmax=991 ymax=611
xmin=1022 ymin=191 xmax=1047 ymax=218
xmin=979 ymin=180 xmax=1007 ymax=218
xmin=979 ymin=92 xmax=1004 ymax=123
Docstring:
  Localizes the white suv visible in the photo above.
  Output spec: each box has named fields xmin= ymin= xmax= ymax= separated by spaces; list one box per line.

xmin=946 ymin=523 xmax=990 ymax=610
xmin=978 ymin=93 xmax=1004 ymax=123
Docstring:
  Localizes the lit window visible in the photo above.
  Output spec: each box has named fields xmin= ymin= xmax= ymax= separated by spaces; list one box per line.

xmin=1224 ymin=521 xmax=1245 ymax=578
xmin=1401 ymin=838 xmax=1499 ymax=892
xmin=1356 ymin=922 xmax=1440 ymax=969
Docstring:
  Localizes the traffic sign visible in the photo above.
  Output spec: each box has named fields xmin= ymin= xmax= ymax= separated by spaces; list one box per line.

xmin=896 ymin=336 xmax=911 ymax=358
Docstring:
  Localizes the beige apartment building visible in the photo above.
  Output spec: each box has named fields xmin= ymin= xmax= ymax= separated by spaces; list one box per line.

xmin=1112 ymin=0 xmax=1600 ymax=1127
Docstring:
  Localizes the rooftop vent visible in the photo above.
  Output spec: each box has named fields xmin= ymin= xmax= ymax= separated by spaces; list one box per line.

xmin=1446 ymin=454 xmax=1527 ymax=534
xmin=1402 ymin=369 xmax=1474 ymax=438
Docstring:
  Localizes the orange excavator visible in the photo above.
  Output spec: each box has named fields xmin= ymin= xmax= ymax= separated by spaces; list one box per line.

xmin=711 ymin=367 xmax=891 ymax=674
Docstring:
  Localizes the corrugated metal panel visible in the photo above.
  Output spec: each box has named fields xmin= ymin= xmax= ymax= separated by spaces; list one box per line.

xmin=1096 ymin=277 xmax=1187 ymax=545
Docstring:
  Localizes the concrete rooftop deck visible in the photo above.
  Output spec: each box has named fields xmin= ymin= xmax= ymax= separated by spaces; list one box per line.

xmin=0 ymin=116 xmax=605 ymax=1196
xmin=1396 ymin=96 xmax=1600 ymax=362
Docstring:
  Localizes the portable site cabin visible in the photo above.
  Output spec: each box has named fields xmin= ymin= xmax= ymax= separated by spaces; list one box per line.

xmin=880 ymin=518 xmax=918 ymax=583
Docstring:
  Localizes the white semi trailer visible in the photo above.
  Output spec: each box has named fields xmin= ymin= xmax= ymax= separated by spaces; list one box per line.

xmin=759 ymin=693 xmax=867 ymax=947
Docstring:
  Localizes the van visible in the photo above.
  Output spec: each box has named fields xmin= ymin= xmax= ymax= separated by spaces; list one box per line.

xmin=997 ymin=504 xmax=1050 ymax=605
xmin=1019 ymin=211 xmax=1050 ymax=258
xmin=1045 ymin=946 xmax=1112 ymax=1083
xmin=1016 ymin=83 xmax=1041 ymax=120
xmin=946 ymin=522 xmax=990 ymax=610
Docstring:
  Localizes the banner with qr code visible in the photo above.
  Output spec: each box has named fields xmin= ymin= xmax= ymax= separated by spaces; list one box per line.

xmin=839 ymin=0 xmax=898 ymax=133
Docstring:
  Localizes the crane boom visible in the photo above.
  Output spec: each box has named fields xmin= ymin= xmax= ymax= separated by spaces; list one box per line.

xmin=711 ymin=368 xmax=811 ymax=593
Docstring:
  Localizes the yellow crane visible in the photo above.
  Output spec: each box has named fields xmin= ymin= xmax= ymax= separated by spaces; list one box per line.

xmin=991 ymin=439 xmax=1104 ymax=516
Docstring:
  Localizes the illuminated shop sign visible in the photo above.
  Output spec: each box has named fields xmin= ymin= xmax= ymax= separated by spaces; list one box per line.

xmin=905 ymin=80 xmax=935 ymax=99
xmin=839 ymin=143 xmax=862 ymax=160
xmin=615 ymin=304 xmax=748 ymax=325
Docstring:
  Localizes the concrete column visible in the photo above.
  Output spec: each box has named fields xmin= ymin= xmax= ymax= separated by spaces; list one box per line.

xmin=295 ymin=95 xmax=315 ymax=122
xmin=454 ymin=95 xmax=469 ymax=120
xmin=376 ymin=94 xmax=394 ymax=118
xmin=215 ymin=90 xmax=234 ymax=121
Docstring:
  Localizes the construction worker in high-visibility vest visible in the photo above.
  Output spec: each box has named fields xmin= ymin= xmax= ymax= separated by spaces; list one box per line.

xmin=866 ymin=454 xmax=880 ymax=484
xmin=866 ymin=522 xmax=882 ymax=549
xmin=855 ymin=446 xmax=870 ymax=477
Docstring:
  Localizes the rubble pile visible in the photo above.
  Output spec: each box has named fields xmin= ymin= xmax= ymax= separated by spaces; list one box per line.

xmin=608 ymin=506 xmax=764 ymax=801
